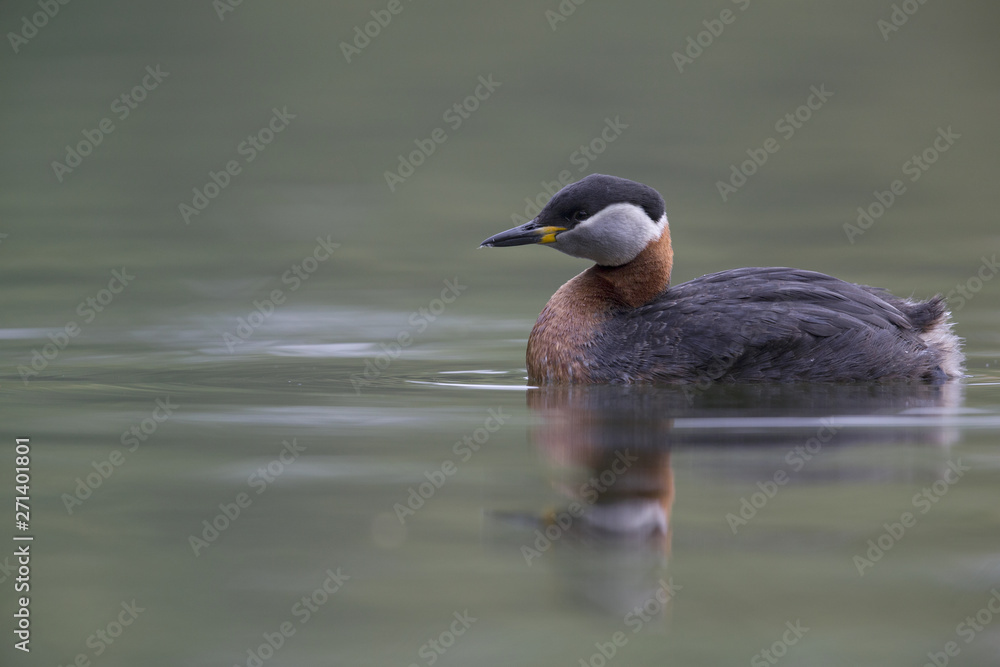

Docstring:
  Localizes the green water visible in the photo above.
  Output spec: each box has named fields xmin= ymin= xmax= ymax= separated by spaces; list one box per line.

xmin=2 ymin=1 xmax=1000 ymax=665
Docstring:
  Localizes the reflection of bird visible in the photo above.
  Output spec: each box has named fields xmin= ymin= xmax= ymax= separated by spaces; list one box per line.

xmin=491 ymin=501 xmax=670 ymax=547
xmin=481 ymin=174 xmax=964 ymax=384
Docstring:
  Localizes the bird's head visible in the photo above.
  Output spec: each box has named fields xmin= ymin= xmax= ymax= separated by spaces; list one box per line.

xmin=481 ymin=174 xmax=667 ymax=267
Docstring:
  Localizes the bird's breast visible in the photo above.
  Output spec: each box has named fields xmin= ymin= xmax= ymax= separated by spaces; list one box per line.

xmin=526 ymin=269 xmax=621 ymax=384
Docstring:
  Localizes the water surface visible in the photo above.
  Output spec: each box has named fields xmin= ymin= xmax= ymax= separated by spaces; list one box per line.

xmin=2 ymin=1 xmax=1000 ymax=665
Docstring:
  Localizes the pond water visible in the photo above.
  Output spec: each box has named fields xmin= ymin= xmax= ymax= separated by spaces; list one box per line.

xmin=2 ymin=1 xmax=999 ymax=666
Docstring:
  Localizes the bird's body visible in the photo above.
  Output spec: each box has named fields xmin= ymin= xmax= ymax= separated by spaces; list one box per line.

xmin=482 ymin=174 xmax=963 ymax=385
xmin=528 ymin=265 xmax=961 ymax=384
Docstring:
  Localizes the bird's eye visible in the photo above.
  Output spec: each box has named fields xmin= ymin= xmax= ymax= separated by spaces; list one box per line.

xmin=572 ymin=210 xmax=589 ymax=222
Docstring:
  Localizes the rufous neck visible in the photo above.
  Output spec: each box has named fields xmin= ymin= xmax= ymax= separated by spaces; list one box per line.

xmin=591 ymin=228 xmax=673 ymax=308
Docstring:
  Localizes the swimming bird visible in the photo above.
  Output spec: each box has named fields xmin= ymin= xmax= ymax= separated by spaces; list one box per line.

xmin=481 ymin=174 xmax=963 ymax=384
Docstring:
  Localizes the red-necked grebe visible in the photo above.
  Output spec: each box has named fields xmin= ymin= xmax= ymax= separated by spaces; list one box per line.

xmin=481 ymin=174 xmax=964 ymax=384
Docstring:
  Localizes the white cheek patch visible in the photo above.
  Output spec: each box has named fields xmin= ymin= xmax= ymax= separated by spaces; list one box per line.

xmin=553 ymin=204 xmax=667 ymax=266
